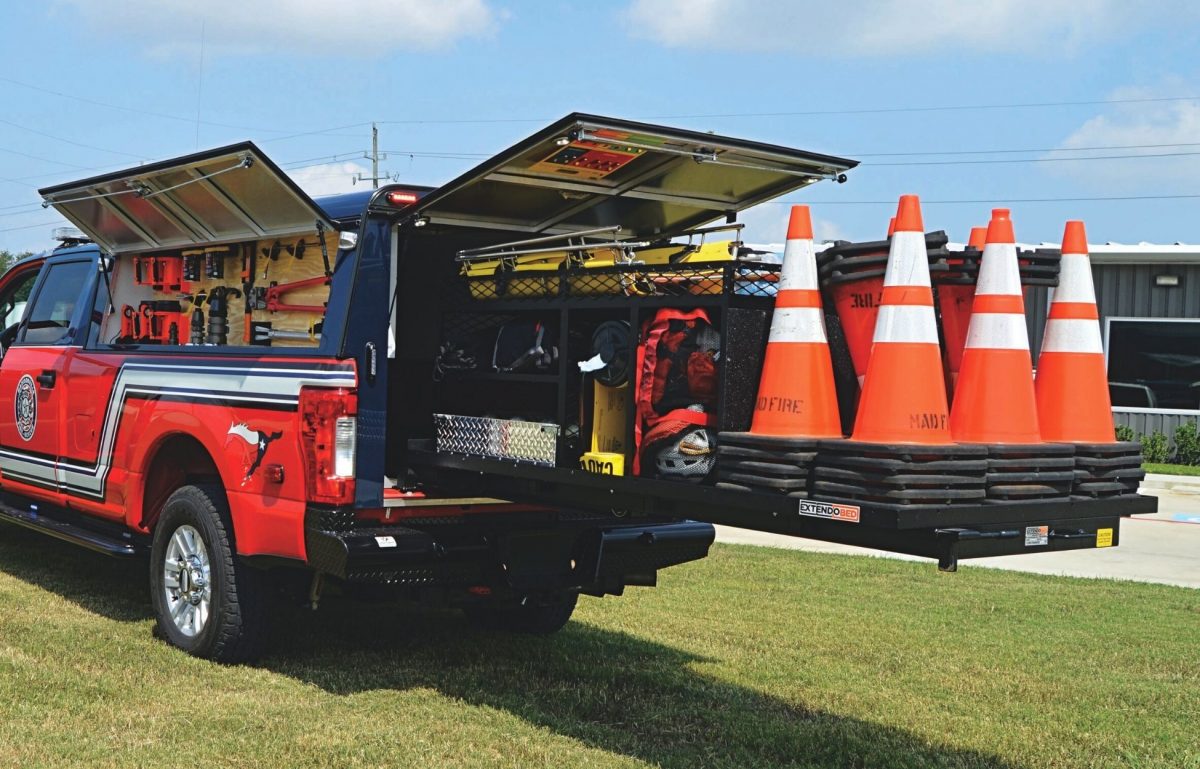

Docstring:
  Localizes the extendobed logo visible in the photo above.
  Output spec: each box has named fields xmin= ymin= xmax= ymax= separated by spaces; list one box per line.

xmin=798 ymin=499 xmax=860 ymax=524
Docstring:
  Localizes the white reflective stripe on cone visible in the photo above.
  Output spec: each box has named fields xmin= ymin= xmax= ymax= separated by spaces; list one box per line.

xmin=1052 ymin=253 xmax=1097 ymax=303
xmin=778 ymin=238 xmax=820 ymax=291
xmin=873 ymin=304 xmax=939 ymax=344
xmin=767 ymin=307 xmax=827 ymax=343
xmin=965 ymin=313 xmax=1030 ymax=350
xmin=882 ymin=230 xmax=932 ymax=288
xmin=1040 ymin=318 xmax=1104 ymax=354
xmin=976 ymin=242 xmax=1023 ymax=295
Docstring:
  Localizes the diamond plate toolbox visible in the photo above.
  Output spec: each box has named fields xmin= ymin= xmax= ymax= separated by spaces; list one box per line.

xmin=434 ymin=414 xmax=559 ymax=466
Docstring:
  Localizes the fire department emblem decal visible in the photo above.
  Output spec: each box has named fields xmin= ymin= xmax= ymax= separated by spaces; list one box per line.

xmin=14 ymin=374 xmax=36 ymax=442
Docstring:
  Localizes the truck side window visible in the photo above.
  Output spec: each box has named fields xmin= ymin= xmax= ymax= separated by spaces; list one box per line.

xmin=0 ymin=266 xmax=39 ymax=340
xmin=20 ymin=260 xmax=92 ymax=346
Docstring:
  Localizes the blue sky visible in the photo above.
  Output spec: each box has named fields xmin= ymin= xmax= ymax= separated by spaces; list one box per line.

xmin=2 ymin=0 xmax=1199 ymax=253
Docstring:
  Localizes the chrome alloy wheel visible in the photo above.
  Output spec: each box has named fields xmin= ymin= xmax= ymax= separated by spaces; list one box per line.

xmin=162 ymin=525 xmax=212 ymax=638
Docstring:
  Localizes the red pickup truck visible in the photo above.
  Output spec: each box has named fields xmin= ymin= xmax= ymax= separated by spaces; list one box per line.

xmin=0 ymin=114 xmax=1153 ymax=662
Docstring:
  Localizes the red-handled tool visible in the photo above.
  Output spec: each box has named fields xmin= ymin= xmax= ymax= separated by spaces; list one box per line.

xmin=258 ymin=276 xmax=330 ymax=314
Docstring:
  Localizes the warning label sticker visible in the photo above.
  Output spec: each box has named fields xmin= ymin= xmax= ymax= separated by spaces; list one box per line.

xmin=798 ymin=500 xmax=861 ymax=524
xmin=1096 ymin=528 xmax=1114 ymax=548
xmin=1024 ymin=525 xmax=1049 ymax=547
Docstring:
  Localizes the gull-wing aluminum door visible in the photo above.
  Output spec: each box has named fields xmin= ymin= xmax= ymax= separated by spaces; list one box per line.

xmin=38 ymin=142 xmax=335 ymax=254
xmin=408 ymin=113 xmax=858 ymax=236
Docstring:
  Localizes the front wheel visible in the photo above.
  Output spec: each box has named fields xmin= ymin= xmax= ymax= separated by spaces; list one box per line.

xmin=149 ymin=484 xmax=268 ymax=663
xmin=463 ymin=591 xmax=578 ymax=635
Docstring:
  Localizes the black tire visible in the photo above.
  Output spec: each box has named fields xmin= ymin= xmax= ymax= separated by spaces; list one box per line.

xmin=149 ymin=483 xmax=268 ymax=663
xmin=463 ymin=591 xmax=578 ymax=635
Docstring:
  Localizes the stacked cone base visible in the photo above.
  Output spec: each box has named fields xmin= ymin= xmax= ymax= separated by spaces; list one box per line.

xmin=985 ymin=444 xmax=1076 ymax=502
xmin=1070 ymin=441 xmax=1145 ymax=498
xmin=811 ymin=441 xmax=987 ymax=509
xmin=715 ymin=432 xmax=820 ymax=497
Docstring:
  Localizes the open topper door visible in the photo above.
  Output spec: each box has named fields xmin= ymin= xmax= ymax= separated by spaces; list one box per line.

xmin=39 ymin=142 xmax=335 ymax=255
xmin=409 ymin=113 xmax=858 ymax=236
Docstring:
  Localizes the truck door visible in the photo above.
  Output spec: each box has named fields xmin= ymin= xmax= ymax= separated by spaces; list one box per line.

xmin=0 ymin=254 xmax=95 ymax=502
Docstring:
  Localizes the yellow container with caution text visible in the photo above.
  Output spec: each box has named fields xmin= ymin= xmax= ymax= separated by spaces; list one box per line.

xmin=580 ymin=451 xmax=625 ymax=476
xmin=582 ymin=382 xmax=628 ymax=476
xmin=590 ymin=382 xmax=628 ymax=454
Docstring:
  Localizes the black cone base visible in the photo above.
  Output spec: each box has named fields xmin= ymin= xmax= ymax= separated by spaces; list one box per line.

xmin=715 ymin=432 xmax=823 ymax=497
xmin=984 ymin=444 xmax=1075 ymax=502
xmin=811 ymin=440 xmax=987 ymax=509
xmin=1068 ymin=441 xmax=1144 ymax=498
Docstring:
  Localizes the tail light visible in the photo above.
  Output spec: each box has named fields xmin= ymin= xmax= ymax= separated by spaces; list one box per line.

xmin=299 ymin=387 xmax=357 ymax=504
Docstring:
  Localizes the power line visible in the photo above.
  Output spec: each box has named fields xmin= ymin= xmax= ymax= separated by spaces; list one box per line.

xmin=865 ymin=150 xmax=1200 ymax=167
xmin=0 ymin=161 xmax=149 ymax=188
xmin=0 ymin=220 xmax=63 ymax=234
xmin=378 ymin=149 xmax=490 ymax=160
xmin=299 ymin=145 xmax=1200 ymax=169
xmin=0 ymin=200 xmax=45 ymax=212
xmin=777 ymin=193 xmax=1200 ymax=205
xmin=0 ymin=75 xmax=307 ymax=135
xmin=0 ymin=146 xmax=94 ymax=169
xmin=371 ymin=95 xmax=1200 ymax=126
xmin=0 ymin=118 xmax=147 ymax=160
xmin=0 ymin=206 xmax=49 ymax=219
xmin=854 ymin=141 xmax=1200 ymax=157
xmin=258 ymin=122 xmax=374 ymax=143
xmin=279 ymin=150 xmax=367 ymax=169
xmin=637 ymin=96 xmax=1200 ymax=120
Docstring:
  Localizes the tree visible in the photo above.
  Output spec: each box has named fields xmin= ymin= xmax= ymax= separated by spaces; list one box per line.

xmin=0 ymin=250 xmax=33 ymax=276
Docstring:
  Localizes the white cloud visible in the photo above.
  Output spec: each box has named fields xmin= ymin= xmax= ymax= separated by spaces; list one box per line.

xmin=1049 ymin=87 xmax=1200 ymax=188
xmin=813 ymin=217 xmax=846 ymax=243
xmin=52 ymin=0 xmax=500 ymax=57
xmin=623 ymin=0 xmax=1188 ymax=55
xmin=288 ymin=161 xmax=369 ymax=197
xmin=737 ymin=202 xmax=850 ymax=250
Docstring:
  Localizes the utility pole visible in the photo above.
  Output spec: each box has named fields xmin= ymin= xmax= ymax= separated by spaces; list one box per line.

xmin=353 ymin=122 xmax=390 ymax=188
xmin=371 ymin=123 xmax=379 ymax=189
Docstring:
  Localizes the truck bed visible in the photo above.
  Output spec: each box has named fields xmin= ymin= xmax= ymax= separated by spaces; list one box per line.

xmin=406 ymin=440 xmax=1157 ymax=571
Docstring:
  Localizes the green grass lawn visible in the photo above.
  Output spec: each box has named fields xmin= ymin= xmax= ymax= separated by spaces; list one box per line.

xmin=1 ymin=526 xmax=1197 ymax=769
xmin=1145 ymin=462 xmax=1200 ymax=477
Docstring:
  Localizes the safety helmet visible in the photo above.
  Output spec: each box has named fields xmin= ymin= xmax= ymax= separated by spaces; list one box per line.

xmin=645 ymin=404 xmax=716 ymax=482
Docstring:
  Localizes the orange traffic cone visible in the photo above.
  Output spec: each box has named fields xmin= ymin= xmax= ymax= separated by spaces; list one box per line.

xmin=949 ymin=209 xmax=1041 ymax=443
xmin=940 ymin=226 xmax=987 ymax=395
xmin=1035 ymin=221 xmax=1115 ymax=442
xmin=850 ymin=195 xmax=952 ymax=444
xmin=748 ymin=206 xmax=842 ymax=437
xmin=887 ymin=216 xmax=897 ymax=237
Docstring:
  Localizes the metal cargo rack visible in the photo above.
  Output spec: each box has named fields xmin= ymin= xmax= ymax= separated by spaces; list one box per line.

xmin=444 ymin=223 xmax=781 ymax=306
xmin=432 ymin=223 xmax=782 ymax=468
xmin=405 ymin=442 xmax=1157 ymax=571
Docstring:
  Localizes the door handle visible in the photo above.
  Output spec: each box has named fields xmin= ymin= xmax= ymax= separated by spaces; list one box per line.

xmin=36 ymin=370 xmax=56 ymax=389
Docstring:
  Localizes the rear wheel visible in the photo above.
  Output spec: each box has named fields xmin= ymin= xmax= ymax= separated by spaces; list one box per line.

xmin=463 ymin=591 xmax=578 ymax=635
xmin=149 ymin=484 xmax=267 ymax=663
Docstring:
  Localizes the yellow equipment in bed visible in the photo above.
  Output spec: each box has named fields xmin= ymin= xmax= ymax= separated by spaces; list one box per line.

xmin=458 ymin=230 xmax=739 ymax=300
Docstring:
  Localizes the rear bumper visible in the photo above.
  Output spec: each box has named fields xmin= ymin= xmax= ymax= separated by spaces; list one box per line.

xmin=304 ymin=508 xmax=714 ymax=591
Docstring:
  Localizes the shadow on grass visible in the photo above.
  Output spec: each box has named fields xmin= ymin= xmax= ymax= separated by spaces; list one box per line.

xmin=0 ymin=525 xmax=1021 ymax=769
